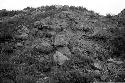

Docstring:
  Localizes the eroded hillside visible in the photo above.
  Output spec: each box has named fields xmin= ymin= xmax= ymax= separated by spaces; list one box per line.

xmin=0 ymin=5 xmax=125 ymax=83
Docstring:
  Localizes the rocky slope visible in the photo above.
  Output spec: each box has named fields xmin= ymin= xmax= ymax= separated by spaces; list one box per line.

xmin=0 ymin=5 xmax=125 ymax=83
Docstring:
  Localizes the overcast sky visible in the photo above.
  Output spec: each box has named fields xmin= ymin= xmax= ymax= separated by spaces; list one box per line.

xmin=0 ymin=0 xmax=124 ymax=15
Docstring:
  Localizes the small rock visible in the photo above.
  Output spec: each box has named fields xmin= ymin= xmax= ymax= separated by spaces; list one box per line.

xmin=107 ymin=58 xmax=123 ymax=64
xmin=34 ymin=21 xmax=42 ymax=26
xmin=30 ymin=28 xmax=38 ymax=35
xmin=15 ymin=32 xmax=29 ymax=39
xmin=100 ymin=70 xmax=109 ymax=81
xmin=54 ymin=34 xmax=69 ymax=46
xmin=38 ymin=57 xmax=45 ymax=62
xmin=20 ymin=33 xmax=28 ymax=38
xmin=57 ymin=47 xmax=71 ymax=57
xmin=16 ymin=42 xmax=23 ymax=47
xmin=94 ymin=70 xmax=100 ymax=75
xmin=18 ymin=25 xmax=30 ymax=34
xmin=32 ymin=38 xmax=53 ymax=53
xmin=15 ymin=25 xmax=29 ymax=39
xmin=53 ymin=51 xmax=69 ymax=65
xmin=93 ymin=62 xmax=102 ymax=69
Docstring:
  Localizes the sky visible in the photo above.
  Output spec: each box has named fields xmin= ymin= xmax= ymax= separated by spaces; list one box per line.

xmin=0 ymin=0 xmax=125 ymax=15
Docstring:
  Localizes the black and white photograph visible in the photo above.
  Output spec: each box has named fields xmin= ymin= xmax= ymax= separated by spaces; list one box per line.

xmin=0 ymin=0 xmax=125 ymax=83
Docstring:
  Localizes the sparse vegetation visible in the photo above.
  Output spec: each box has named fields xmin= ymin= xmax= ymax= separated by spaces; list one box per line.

xmin=0 ymin=5 xmax=125 ymax=83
